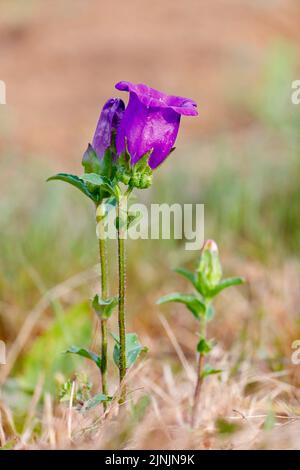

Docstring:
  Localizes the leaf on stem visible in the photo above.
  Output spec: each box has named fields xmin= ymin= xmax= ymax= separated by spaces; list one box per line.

xmin=209 ymin=277 xmax=245 ymax=297
xmin=157 ymin=293 xmax=205 ymax=320
xmin=112 ymin=333 xmax=147 ymax=369
xmin=47 ymin=173 xmax=96 ymax=201
xmin=175 ymin=268 xmax=199 ymax=290
xmin=64 ymin=346 xmax=101 ymax=369
xmin=92 ymin=294 xmax=118 ymax=320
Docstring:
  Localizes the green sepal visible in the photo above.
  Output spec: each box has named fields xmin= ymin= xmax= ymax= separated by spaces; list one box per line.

xmin=115 ymin=148 xmax=153 ymax=189
xmin=201 ymin=364 xmax=222 ymax=379
xmin=115 ymin=147 xmax=132 ymax=185
xmin=82 ymin=144 xmax=102 ymax=174
xmin=92 ymin=294 xmax=118 ymax=320
xmin=197 ymin=337 xmax=213 ymax=355
xmin=47 ymin=173 xmax=96 ymax=202
xmin=131 ymin=150 xmax=153 ymax=189
xmin=112 ymin=333 xmax=147 ymax=369
xmin=157 ymin=292 xmax=205 ymax=320
xmin=80 ymin=173 xmax=117 ymax=197
xmin=64 ymin=346 xmax=101 ymax=369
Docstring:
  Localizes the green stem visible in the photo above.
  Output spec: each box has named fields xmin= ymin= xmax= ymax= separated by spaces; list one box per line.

xmin=117 ymin=199 xmax=126 ymax=403
xmin=191 ymin=313 xmax=207 ymax=428
xmin=97 ymin=206 xmax=109 ymax=409
xmin=117 ymin=188 xmax=131 ymax=403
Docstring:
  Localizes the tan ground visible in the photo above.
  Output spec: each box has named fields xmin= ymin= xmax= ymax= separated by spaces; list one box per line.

xmin=0 ymin=0 xmax=300 ymax=163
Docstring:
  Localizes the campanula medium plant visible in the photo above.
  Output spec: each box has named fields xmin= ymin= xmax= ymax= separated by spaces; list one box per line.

xmin=48 ymin=81 xmax=198 ymax=408
xmin=157 ymin=240 xmax=244 ymax=427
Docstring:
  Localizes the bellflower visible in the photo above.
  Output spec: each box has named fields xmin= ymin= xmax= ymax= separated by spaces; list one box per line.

xmin=92 ymin=98 xmax=125 ymax=159
xmin=115 ymin=81 xmax=198 ymax=169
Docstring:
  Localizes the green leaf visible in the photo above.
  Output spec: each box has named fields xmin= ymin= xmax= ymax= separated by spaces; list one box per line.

xmin=92 ymin=294 xmax=118 ymax=320
xmin=209 ymin=277 xmax=245 ymax=297
xmin=82 ymin=393 xmax=112 ymax=411
xmin=197 ymin=337 xmax=213 ymax=355
xmin=47 ymin=173 xmax=95 ymax=201
xmin=81 ymin=173 xmax=116 ymax=196
xmin=201 ymin=364 xmax=222 ymax=378
xmin=175 ymin=268 xmax=198 ymax=290
xmin=64 ymin=346 xmax=101 ymax=369
xmin=157 ymin=293 xmax=205 ymax=320
xmin=112 ymin=333 xmax=147 ymax=369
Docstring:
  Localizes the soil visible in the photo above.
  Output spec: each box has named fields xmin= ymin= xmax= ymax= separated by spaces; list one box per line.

xmin=0 ymin=0 xmax=300 ymax=164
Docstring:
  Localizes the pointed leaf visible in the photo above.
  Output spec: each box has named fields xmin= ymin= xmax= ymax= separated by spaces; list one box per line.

xmin=64 ymin=346 xmax=101 ymax=369
xmin=47 ymin=173 xmax=96 ymax=201
xmin=175 ymin=268 xmax=198 ymax=290
xmin=157 ymin=293 xmax=205 ymax=319
xmin=210 ymin=277 xmax=245 ymax=297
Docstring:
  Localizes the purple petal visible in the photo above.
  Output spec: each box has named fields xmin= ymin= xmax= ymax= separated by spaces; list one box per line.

xmin=115 ymin=81 xmax=198 ymax=116
xmin=116 ymin=93 xmax=180 ymax=169
xmin=92 ymin=98 xmax=125 ymax=158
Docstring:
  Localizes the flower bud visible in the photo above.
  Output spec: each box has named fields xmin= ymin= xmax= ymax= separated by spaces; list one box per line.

xmin=197 ymin=240 xmax=222 ymax=294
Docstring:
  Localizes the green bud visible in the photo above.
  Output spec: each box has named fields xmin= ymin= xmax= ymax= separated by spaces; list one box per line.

xmin=197 ymin=240 xmax=222 ymax=294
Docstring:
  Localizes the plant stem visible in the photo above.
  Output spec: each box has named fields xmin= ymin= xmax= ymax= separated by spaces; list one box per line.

xmin=191 ymin=315 xmax=207 ymax=428
xmin=117 ymin=195 xmax=127 ymax=403
xmin=117 ymin=188 xmax=131 ymax=403
xmin=191 ymin=353 xmax=205 ymax=428
xmin=97 ymin=207 xmax=109 ymax=409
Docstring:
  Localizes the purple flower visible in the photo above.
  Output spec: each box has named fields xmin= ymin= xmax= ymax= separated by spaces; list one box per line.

xmin=115 ymin=81 xmax=198 ymax=169
xmin=92 ymin=98 xmax=125 ymax=159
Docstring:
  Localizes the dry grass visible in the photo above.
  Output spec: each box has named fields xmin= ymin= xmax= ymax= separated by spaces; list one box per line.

xmin=1 ymin=258 xmax=300 ymax=450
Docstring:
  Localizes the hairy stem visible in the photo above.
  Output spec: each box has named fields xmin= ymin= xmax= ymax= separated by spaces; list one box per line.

xmin=117 ymin=195 xmax=127 ymax=403
xmin=191 ymin=316 xmax=207 ymax=428
xmin=97 ymin=207 xmax=109 ymax=409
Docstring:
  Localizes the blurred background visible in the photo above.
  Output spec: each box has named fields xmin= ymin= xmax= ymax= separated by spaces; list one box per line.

xmin=1 ymin=0 xmax=300 ymax=449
